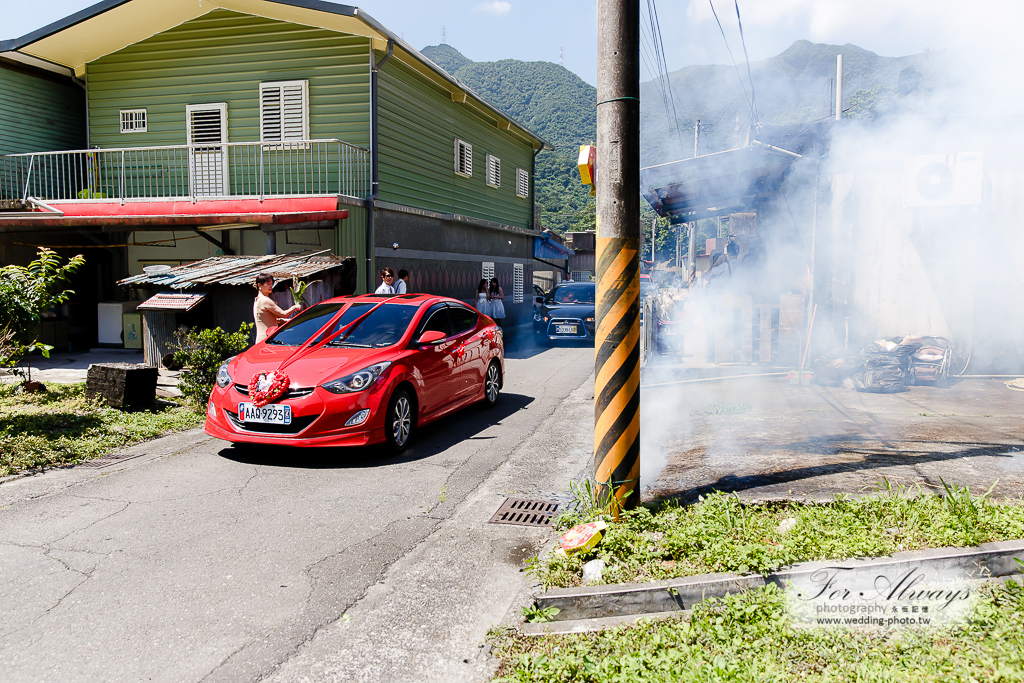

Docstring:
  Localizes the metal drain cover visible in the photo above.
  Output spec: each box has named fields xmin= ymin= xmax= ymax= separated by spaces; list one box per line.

xmin=78 ymin=453 xmax=147 ymax=469
xmin=488 ymin=498 xmax=559 ymax=527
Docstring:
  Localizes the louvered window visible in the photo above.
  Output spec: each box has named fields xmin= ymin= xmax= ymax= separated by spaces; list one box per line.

xmin=120 ymin=109 xmax=147 ymax=133
xmin=513 ymin=263 xmax=524 ymax=303
xmin=455 ymin=139 xmax=472 ymax=177
xmin=516 ymin=167 xmax=529 ymax=198
xmin=259 ymin=80 xmax=309 ymax=143
xmin=482 ymin=262 xmax=494 ymax=281
xmin=485 ymin=154 xmax=500 ymax=188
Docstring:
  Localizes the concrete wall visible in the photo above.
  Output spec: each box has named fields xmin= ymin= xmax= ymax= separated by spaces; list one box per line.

xmin=372 ymin=205 xmax=534 ymax=328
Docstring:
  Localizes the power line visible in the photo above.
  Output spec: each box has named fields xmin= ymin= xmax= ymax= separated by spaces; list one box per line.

xmin=733 ymin=0 xmax=759 ymax=128
xmin=708 ymin=0 xmax=754 ymax=126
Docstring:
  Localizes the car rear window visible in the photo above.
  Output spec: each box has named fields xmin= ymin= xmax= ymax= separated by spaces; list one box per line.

xmin=268 ymin=302 xmax=417 ymax=348
xmin=549 ymin=284 xmax=596 ymax=305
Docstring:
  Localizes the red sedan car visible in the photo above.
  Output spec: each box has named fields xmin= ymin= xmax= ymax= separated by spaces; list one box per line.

xmin=204 ymin=293 xmax=503 ymax=453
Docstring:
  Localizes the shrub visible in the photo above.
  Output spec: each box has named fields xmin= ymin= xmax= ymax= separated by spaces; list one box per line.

xmin=172 ymin=323 xmax=253 ymax=409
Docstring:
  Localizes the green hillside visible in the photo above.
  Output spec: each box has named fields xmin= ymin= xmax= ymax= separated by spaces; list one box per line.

xmin=422 ymin=45 xmax=597 ymax=234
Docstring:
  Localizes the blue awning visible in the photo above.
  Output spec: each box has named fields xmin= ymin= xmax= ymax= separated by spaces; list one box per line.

xmin=534 ymin=236 xmax=572 ymax=260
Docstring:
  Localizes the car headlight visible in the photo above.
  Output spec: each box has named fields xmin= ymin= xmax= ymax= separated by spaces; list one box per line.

xmin=321 ymin=362 xmax=392 ymax=394
xmin=215 ymin=358 xmax=235 ymax=388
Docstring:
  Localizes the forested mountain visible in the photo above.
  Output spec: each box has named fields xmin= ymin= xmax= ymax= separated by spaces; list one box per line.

xmin=422 ymin=44 xmax=597 ymax=234
xmin=641 ymin=40 xmax=947 ymax=166
xmin=419 ymin=41 xmax=947 ymax=238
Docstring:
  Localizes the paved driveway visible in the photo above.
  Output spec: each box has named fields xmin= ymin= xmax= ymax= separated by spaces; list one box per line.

xmin=0 ymin=341 xmax=595 ymax=683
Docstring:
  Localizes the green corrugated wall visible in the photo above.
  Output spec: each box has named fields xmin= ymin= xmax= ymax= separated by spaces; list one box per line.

xmin=0 ymin=64 xmax=85 ymax=198
xmin=86 ymin=10 xmax=371 ymax=150
xmin=0 ymin=64 xmax=85 ymax=155
xmin=376 ymin=57 xmax=534 ymax=229
xmin=336 ymin=202 xmax=368 ymax=294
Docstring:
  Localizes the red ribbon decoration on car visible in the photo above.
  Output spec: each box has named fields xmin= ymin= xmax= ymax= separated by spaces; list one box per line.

xmin=249 ymin=370 xmax=291 ymax=407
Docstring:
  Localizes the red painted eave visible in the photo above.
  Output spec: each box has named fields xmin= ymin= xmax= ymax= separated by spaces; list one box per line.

xmin=0 ymin=197 xmax=348 ymax=229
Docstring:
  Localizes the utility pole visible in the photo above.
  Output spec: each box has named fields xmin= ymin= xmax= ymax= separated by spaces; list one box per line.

xmin=693 ymin=119 xmax=701 ymax=157
xmin=835 ymin=54 xmax=843 ymax=121
xmin=594 ymin=0 xmax=641 ymax=512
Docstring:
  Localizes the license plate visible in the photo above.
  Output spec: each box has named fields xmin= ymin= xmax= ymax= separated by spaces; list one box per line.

xmin=238 ymin=402 xmax=292 ymax=425
xmin=556 ymin=324 xmax=577 ymax=334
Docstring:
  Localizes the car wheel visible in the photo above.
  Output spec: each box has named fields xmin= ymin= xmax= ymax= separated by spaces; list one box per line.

xmin=483 ymin=361 xmax=502 ymax=408
xmin=384 ymin=388 xmax=414 ymax=454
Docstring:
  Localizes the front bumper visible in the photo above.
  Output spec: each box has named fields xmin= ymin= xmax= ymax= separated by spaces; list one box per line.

xmin=534 ymin=317 xmax=594 ymax=340
xmin=203 ymin=379 xmax=390 ymax=448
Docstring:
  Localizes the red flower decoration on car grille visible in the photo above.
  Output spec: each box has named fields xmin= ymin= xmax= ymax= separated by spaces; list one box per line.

xmin=249 ymin=371 xmax=290 ymax=407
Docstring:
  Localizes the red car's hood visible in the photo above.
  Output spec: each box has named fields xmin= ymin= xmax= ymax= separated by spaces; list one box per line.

xmin=230 ymin=344 xmax=400 ymax=388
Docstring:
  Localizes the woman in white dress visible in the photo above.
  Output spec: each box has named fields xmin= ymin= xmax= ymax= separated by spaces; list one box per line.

xmin=475 ymin=279 xmax=492 ymax=317
xmin=488 ymin=277 xmax=505 ymax=327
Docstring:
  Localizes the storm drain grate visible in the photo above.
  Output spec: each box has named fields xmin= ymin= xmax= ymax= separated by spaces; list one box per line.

xmin=488 ymin=498 xmax=560 ymax=527
xmin=78 ymin=453 xmax=147 ymax=469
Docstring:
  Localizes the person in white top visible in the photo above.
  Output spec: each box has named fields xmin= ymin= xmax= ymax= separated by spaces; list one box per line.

xmin=395 ymin=269 xmax=409 ymax=294
xmin=488 ymin=277 xmax=505 ymax=327
xmin=375 ymin=267 xmax=396 ymax=294
xmin=475 ymin=279 xmax=492 ymax=316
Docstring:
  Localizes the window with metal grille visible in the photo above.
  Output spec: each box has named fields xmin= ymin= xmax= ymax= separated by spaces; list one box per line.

xmin=513 ymin=263 xmax=524 ymax=303
xmin=482 ymin=262 xmax=494 ymax=281
xmin=516 ymin=167 xmax=529 ymax=198
xmin=259 ymin=80 xmax=309 ymax=143
xmin=455 ymin=138 xmax=473 ymax=177
xmin=120 ymin=109 xmax=147 ymax=133
xmin=485 ymin=154 xmax=500 ymax=188
xmin=571 ymin=270 xmax=591 ymax=282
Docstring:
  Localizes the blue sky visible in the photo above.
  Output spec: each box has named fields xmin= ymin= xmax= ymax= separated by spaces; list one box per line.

xmin=7 ymin=1 xmax=1019 ymax=86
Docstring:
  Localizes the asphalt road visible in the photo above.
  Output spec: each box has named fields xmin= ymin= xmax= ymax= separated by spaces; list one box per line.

xmin=0 ymin=338 xmax=595 ymax=683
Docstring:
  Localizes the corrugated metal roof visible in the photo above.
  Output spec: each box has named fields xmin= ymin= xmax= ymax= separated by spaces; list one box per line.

xmin=119 ymin=250 xmax=349 ymax=289
xmin=137 ymin=292 xmax=207 ymax=311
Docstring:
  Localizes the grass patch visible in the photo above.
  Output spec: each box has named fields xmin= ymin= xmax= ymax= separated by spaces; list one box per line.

xmin=533 ymin=482 xmax=1024 ymax=588
xmin=0 ymin=383 xmax=203 ymax=476
xmin=491 ymin=580 xmax=1024 ymax=682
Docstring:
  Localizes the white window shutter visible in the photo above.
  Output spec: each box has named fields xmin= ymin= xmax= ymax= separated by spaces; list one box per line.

xmin=486 ymin=154 xmax=500 ymax=188
xmin=516 ymin=168 xmax=529 ymax=198
xmin=455 ymin=139 xmax=472 ymax=176
xmin=482 ymin=262 xmax=494 ymax=281
xmin=260 ymin=80 xmax=308 ymax=143
xmin=513 ymin=263 xmax=524 ymax=303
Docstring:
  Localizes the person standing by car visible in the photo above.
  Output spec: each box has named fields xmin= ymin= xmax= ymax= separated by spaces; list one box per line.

xmin=475 ymin=279 xmax=492 ymax=317
xmin=375 ymin=267 xmax=397 ymax=294
xmin=253 ymin=273 xmax=301 ymax=344
xmin=488 ymin=277 xmax=505 ymax=327
xmin=396 ymin=269 xmax=410 ymax=294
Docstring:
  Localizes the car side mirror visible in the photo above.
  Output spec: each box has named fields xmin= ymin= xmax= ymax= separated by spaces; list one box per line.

xmin=534 ymin=296 xmax=544 ymax=305
xmin=416 ymin=330 xmax=447 ymax=346
xmin=265 ymin=326 xmax=278 ymax=338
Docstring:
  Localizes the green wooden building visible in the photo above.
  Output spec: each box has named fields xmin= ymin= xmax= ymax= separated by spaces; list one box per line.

xmin=0 ymin=0 xmax=550 ymax=337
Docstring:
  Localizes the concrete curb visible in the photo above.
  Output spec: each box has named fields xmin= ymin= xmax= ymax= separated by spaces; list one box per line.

xmin=534 ymin=539 xmax=1024 ymax=623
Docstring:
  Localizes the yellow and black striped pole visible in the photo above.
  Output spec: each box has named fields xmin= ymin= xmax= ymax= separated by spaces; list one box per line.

xmin=594 ymin=0 xmax=640 ymax=512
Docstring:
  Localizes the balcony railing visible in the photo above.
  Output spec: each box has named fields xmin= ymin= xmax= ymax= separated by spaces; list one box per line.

xmin=0 ymin=139 xmax=370 ymax=204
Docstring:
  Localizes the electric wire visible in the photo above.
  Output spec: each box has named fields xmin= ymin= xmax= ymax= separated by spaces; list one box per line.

xmin=733 ymin=0 xmax=760 ymax=128
xmin=708 ymin=0 xmax=754 ymax=123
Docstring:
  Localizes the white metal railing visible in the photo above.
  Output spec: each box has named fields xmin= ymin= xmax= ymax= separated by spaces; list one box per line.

xmin=0 ymin=139 xmax=370 ymax=204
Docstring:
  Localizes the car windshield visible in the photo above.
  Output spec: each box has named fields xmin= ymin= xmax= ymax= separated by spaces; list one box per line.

xmin=268 ymin=302 xmax=418 ymax=348
xmin=548 ymin=284 xmax=595 ymax=305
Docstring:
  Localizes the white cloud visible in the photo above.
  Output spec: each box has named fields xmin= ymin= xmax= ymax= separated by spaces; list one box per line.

xmin=474 ymin=1 xmax=512 ymax=15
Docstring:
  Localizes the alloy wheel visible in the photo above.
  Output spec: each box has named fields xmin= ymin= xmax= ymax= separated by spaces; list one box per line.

xmin=485 ymin=363 xmax=501 ymax=405
xmin=392 ymin=395 xmax=411 ymax=447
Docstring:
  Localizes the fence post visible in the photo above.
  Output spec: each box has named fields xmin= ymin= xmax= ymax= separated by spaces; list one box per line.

xmin=119 ymin=150 xmax=126 ymax=205
xmin=258 ymin=143 xmax=264 ymax=203
xmin=22 ymin=155 xmax=35 ymax=201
